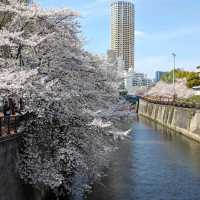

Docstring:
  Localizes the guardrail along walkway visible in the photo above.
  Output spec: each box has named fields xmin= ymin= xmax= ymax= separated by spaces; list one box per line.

xmin=141 ymin=96 xmax=200 ymax=109
xmin=0 ymin=113 xmax=19 ymax=136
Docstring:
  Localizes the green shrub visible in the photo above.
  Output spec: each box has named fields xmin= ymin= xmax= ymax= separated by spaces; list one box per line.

xmin=187 ymin=72 xmax=199 ymax=80
xmin=177 ymin=96 xmax=200 ymax=104
xmin=187 ymin=79 xmax=200 ymax=88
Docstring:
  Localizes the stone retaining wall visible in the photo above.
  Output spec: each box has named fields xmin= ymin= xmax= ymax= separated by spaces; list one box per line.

xmin=139 ymin=99 xmax=200 ymax=142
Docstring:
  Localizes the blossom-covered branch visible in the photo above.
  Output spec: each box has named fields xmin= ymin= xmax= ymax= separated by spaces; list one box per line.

xmin=0 ymin=1 xmax=131 ymax=198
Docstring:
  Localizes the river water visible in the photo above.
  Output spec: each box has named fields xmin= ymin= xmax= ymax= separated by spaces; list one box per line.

xmin=86 ymin=116 xmax=200 ymax=200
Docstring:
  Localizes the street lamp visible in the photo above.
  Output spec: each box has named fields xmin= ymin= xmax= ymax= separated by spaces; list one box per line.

xmin=172 ymin=53 xmax=176 ymax=101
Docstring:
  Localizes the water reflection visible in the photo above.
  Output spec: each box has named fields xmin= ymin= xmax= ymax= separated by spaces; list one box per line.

xmin=86 ymin=116 xmax=200 ymax=200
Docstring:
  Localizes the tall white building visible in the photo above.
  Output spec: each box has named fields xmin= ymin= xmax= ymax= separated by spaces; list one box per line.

xmin=111 ymin=0 xmax=135 ymax=71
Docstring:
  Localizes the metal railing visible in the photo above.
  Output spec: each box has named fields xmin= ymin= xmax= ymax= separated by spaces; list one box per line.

xmin=141 ymin=95 xmax=200 ymax=109
xmin=0 ymin=115 xmax=19 ymax=136
xmin=142 ymin=95 xmax=174 ymax=104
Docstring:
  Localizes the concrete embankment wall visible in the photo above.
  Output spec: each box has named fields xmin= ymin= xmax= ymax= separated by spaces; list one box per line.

xmin=0 ymin=135 xmax=27 ymax=200
xmin=0 ymin=134 xmax=46 ymax=200
xmin=138 ymin=99 xmax=200 ymax=142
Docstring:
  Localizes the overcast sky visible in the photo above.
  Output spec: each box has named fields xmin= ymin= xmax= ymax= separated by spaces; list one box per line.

xmin=35 ymin=0 xmax=200 ymax=78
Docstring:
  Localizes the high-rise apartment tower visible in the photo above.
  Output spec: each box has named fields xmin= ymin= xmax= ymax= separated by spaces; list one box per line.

xmin=111 ymin=0 xmax=135 ymax=71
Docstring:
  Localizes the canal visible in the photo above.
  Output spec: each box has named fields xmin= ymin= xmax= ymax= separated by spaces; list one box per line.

xmin=86 ymin=115 xmax=200 ymax=200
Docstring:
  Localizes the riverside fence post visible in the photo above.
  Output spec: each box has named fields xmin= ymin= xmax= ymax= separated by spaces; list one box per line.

xmin=0 ymin=117 xmax=2 ymax=136
xmin=14 ymin=116 xmax=17 ymax=133
xmin=7 ymin=117 xmax=10 ymax=135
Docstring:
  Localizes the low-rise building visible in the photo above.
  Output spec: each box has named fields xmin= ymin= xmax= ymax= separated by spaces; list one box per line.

xmin=192 ymin=86 xmax=200 ymax=96
xmin=124 ymin=69 xmax=154 ymax=94
xmin=131 ymin=72 xmax=153 ymax=87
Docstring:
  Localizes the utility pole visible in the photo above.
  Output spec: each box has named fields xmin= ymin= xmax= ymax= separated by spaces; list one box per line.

xmin=172 ymin=53 xmax=176 ymax=101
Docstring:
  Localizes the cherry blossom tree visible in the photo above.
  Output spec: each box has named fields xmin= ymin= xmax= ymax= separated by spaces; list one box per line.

xmin=0 ymin=0 xmax=131 ymax=198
